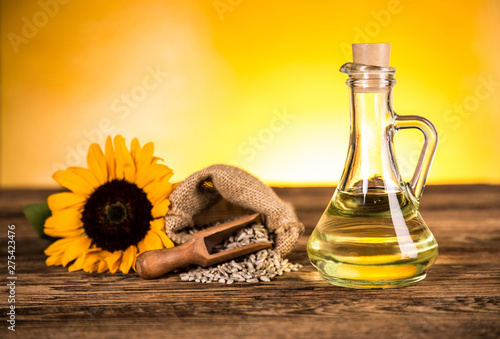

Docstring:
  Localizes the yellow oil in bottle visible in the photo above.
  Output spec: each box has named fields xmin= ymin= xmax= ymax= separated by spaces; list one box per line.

xmin=307 ymin=189 xmax=438 ymax=289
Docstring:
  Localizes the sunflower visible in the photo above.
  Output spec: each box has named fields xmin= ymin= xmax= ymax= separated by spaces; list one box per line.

xmin=43 ymin=135 xmax=175 ymax=274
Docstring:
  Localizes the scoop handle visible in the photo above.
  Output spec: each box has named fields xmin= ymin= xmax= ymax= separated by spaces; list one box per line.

xmin=135 ymin=242 xmax=195 ymax=279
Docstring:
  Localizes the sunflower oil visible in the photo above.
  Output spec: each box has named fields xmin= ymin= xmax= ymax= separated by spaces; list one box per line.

xmin=307 ymin=189 xmax=438 ymax=289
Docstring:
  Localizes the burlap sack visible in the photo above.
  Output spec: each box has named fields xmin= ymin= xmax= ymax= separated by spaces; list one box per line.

xmin=164 ymin=164 xmax=304 ymax=257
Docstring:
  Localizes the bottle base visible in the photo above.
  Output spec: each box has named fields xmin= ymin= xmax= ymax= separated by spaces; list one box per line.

xmin=319 ymin=272 xmax=427 ymax=289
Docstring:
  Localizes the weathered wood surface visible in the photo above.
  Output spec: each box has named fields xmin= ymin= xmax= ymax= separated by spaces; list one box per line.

xmin=1 ymin=185 xmax=499 ymax=338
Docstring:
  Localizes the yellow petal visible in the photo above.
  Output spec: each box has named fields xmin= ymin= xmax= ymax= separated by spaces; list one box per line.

xmin=66 ymin=167 xmax=100 ymax=190
xmin=105 ymin=136 xmax=116 ymax=180
xmin=134 ymin=142 xmax=155 ymax=187
xmin=145 ymin=181 xmax=173 ymax=205
xmin=97 ymin=260 xmax=109 ymax=273
xmin=44 ymin=238 xmax=70 ymax=256
xmin=44 ymin=209 xmax=84 ymax=238
xmin=46 ymin=253 xmax=63 ymax=266
xmin=44 ymin=208 xmax=82 ymax=226
xmin=87 ymin=143 xmax=108 ymax=185
xmin=114 ymin=135 xmax=135 ymax=182
xmin=79 ymin=250 xmax=103 ymax=272
xmin=136 ymin=164 xmax=173 ymax=189
xmin=105 ymin=250 xmax=123 ymax=274
xmin=53 ymin=169 xmax=95 ymax=196
xmin=61 ymin=237 xmax=92 ymax=266
xmin=137 ymin=142 xmax=155 ymax=169
xmin=68 ymin=262 xmax=82 ymax=272
xmin=44 ymin=236 xmax=90 ymax=268
xmin=45 ymin=236 xmax=85 ymax=256
xmin=137 ymin=238 xmax=149 ymax=254
xmin=130 ymin=138 xmax=141 ymax=166
xmin=68 ymin=249 xmax=89 ymax=272
xmin=151 ymin=156 xmax=163 ymax=164
xmin=84 ymin=260 xmax=100 ymax=273
xmin=154 ymin=228 xmax=175 ymax=248
xmin=142 ymin=230 xmax=163 ymax=251
xmin=149 ymin=218 xmax=165 ymax=231
xmin=47 ymin=192 xmax=86 ymax=212
xmin=120 ymin=246 xmax=137 ymax=274
xmin=151 ymin=199 xmax=170 ymax=218
xmin=45 ymin=227 xmax=83 ymax=238
xmin=157 ymin=163 xmax=173 ymax=177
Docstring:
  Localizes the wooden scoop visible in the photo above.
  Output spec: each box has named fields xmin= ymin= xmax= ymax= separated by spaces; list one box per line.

xmin=135 ymin=213 xmax=272 ymax=279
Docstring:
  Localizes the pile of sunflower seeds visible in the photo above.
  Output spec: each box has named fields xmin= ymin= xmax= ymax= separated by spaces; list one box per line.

xmin=179 ymin=222 xmax=302 ymax=284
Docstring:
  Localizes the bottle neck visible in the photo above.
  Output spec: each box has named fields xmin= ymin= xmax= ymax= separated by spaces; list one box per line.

xmin=337 ymin=73 xmax=404 ymax=195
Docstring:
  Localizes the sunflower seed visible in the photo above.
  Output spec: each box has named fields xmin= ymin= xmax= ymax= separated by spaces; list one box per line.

xmin=258 ymin=251 xmax=268 ymax=260
xmin=242 ymin=272 xmax=252 ymax=279
xmin=255 ymin=231 xmax=266 ymax=237
xmin=231 ymin=261 xmax=243 ymax=270
xmin=179 ymin=221 xmax=302 ymax=284
xmin=232 ymin=273 xmax=243 ymax=280
xmin=247 ymin=262 xmax=255 ymax=272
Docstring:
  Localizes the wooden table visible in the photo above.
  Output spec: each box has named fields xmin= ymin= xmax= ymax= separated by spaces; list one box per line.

xmin=1 ymin=185 xmax=499 ymax=338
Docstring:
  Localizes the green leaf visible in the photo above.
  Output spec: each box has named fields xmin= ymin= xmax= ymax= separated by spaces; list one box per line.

xmin=23 ymin=201 xmax=53 ymax=239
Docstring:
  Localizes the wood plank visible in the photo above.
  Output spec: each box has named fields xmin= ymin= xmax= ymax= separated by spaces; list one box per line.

xmin=1 ymin=186 xmax=499 ymax=338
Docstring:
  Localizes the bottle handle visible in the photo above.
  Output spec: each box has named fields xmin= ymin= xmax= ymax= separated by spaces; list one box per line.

xmin=394 ymin=115 xmax=438 ymax=201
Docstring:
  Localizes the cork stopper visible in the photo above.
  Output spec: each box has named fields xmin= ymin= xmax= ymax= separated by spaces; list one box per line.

xmin=352 ymin=43 xmax=391 ymax=67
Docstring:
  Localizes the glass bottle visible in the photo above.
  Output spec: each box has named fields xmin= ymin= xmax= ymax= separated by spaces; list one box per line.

xmin=307 ymin=43 xmax=438 ymax=289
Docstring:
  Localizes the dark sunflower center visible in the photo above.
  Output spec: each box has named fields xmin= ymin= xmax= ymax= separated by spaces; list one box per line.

xmin=81 ymin=179 xmax=153 ymax=252
xmin=106 ymin=202 xmax=127 ymax=224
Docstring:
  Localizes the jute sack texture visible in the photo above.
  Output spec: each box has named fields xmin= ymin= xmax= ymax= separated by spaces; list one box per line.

xmin=164 ymin=164 xmax=304 ymax=257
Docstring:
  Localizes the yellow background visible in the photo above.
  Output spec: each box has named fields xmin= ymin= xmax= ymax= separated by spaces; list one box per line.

xmin=1 ymin=0 xmax=499 ymax=187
